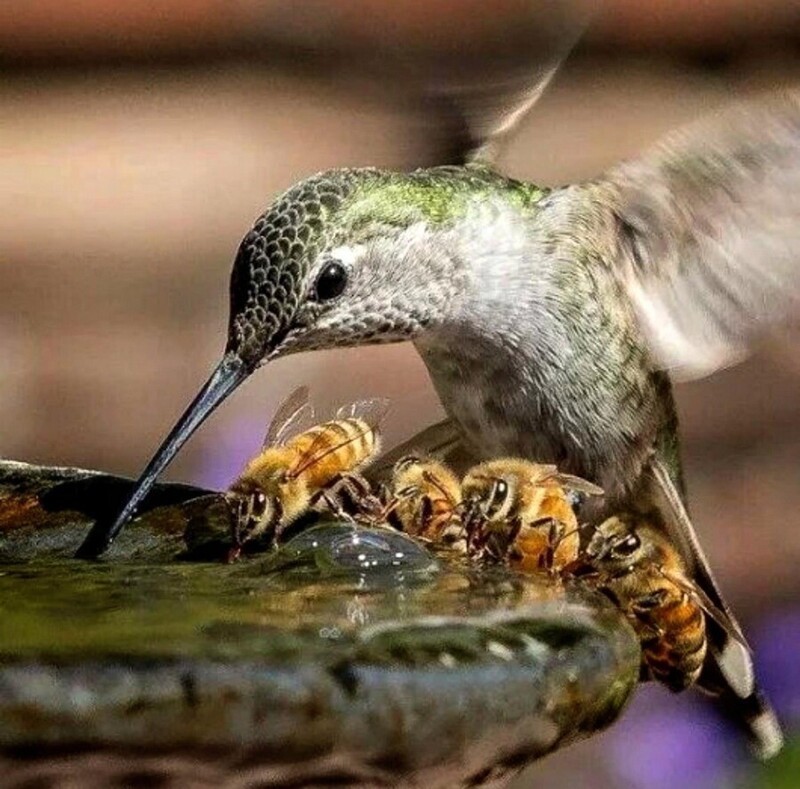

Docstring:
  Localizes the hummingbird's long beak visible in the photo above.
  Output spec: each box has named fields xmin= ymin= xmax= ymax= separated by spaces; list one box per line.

xmin=75 ymin=352 xmax=249 ymax=559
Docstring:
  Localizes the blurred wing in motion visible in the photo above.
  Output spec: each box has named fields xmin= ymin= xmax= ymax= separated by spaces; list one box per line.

xmin=605 ymin=90 xmax=800 ymax=380
xmin=424 ymin=0 xmax=597 ymax=164
xmin=254 ymin=1 xmax=596 ymax=167
xmin=263 ymin=385 xmax=315 ymax=448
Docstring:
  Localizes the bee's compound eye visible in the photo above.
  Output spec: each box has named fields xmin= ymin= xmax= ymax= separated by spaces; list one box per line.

xmin=483 ymin=478 xmax=509 ymax=518
xmin=615 ymin=532 xmax=641 ymax=557
xmin=253 ymin=492 xmax=268 ymax=516
xmin=313 ymin=261 xmax=347 ymax=301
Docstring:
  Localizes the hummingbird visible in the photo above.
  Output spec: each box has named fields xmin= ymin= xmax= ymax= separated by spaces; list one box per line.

xmin=76 ymin=28 xmax=797 ymax=758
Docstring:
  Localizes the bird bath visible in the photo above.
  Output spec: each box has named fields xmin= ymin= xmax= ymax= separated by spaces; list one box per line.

xmin=0 ymin=460 xmax=640 ymax=787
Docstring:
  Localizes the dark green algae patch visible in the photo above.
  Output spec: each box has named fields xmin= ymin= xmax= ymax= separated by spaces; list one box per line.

xmin=0 ymin=460 xmax=640 ymax=787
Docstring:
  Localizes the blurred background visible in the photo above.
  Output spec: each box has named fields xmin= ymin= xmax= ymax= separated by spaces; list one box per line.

xmin=1 ymin=1 xmax=799 ymax=786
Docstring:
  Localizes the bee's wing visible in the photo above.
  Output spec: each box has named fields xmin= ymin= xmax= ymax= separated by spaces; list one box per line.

xmin=263 ymin=385 xmax=315 ymax=448
xmin=550 ymin=472 xmax=604 ymax=496
xmin=287 ymin=398 xmax=390 ymax=479
xmin=602 ymin=90 xmax=800 ymax=380
xmin=335 ymin=397 xmax=391 ymax=427
xmin=647 ymin=458 xmax=753 ymax=697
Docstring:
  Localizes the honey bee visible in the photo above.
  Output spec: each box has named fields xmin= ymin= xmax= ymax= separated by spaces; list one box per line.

xmin=226 ymin=386 xmax=388 ymax=553
xmin=461 ymin=458 xmax=603 ymax=573
xmin=574 ymin=514 xmax=748 ymax=692
xmin=383 ymin=455 xmax=466 ymax=551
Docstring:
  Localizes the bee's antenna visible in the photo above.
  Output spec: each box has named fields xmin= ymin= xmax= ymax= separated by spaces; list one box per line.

xmin=550 ymin=523 xmax=584 ymax=551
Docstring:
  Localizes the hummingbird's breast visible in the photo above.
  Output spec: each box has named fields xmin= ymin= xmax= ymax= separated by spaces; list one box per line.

xmin=417 ymin=333 xmax=663 ymax=501
xmin=415 ymin=188 xmax=670 ymax=499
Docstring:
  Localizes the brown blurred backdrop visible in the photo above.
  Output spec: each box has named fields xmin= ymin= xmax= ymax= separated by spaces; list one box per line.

xmin=1 ymin=2 xmax=799 ymax=785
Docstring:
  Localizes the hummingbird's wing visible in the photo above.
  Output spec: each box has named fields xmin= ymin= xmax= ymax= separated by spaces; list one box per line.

xmin=646 ymin=458 xmax=783 ymax=760
xmin=603 ymin=90 xmax=800 ymax=380
xmin=368 ymin=418 xmax=473 ymax=481
xmin=416 ymin=0 xmax=597 ymax=165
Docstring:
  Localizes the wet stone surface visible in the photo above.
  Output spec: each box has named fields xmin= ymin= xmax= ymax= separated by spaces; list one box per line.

xmin=0 ymin=460 xmax=641 ymax=787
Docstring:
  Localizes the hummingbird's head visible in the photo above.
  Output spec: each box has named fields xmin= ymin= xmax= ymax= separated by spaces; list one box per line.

xmin=226 ymin=166 xmax=478 ymax=369
xmin=77 ymin=165 xmax=493 ymax=558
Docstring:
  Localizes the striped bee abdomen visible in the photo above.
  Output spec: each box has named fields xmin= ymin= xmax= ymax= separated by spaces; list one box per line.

xmin=287 ymin=419 xmax=377 ymax=489
xmin=639 ymin=590 xmax=707 ymax=692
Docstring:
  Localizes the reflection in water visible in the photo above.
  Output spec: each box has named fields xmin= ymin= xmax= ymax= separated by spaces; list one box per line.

xmin=0 ymin=519 xmax=574 ymax=664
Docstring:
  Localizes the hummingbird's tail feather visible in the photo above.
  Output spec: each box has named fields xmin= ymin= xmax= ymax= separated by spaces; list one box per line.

xmin=648 ymin=459 xmax=753 ymax=692
xmin=646 ymin=457 xmax=784 ymax=757
xmin=699 ymin=662 xmax=784 ymax=761
xmin=744 ymin=697 xmax=784 ymax=761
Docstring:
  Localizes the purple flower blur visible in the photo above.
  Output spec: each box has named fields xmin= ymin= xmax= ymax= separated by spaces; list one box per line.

xmin=608 ymin=686 xmax=743 ymax=789
xmin=751 ymin=608 xmax=800 ymax=724
xmin=194 ymin=415 xmax=263 ymax=490
xmin=607 ymin=606 xmax=800 ymax=787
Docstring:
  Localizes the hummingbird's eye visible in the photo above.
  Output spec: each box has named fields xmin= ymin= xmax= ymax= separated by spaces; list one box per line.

xmin=313 ymin=261 xmax=348 ymax=301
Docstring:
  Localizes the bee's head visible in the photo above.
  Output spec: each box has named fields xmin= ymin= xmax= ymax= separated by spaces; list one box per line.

xmin=585 ymin=516 xmax=657 ymax=575
xmin=227 ymin=483 xmax=279 ymax=548
xmin=462 ymin=470 xmax=516 ymax=529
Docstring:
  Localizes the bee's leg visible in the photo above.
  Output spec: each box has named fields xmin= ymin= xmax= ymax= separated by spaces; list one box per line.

xmin=377 ymin=481 xmax=393 ymax=508
xmin=379 ymin=485 xmax=418 ymax=525
xmin=416 ymin=496 xmax=434 ymax=537
xmin=315 ymin=490 xmax=354 ymax=521
xmin=484 ymin=518 xmax=521 ymax=563
xmin=505 ymin=517 xmax=523 ymax=548
xmin=339 ymin=472 xmax=385 ymax=520
xmin=308 ymin=478 xmax=354 ymax=522
xmin=440 ymin=520 xmax=468 ymax=553
xmin=341 ymin=471 xmax=373 ymax=498
xmin=503 ymin=517 xmax=523 ymax=558
xmin=313 ymin=472 xmax=382 ymax=523
xmin=629 ymin=591 xmax=669 ymax=638
xmin=532 ymin=518 xmax=559 ymax=572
